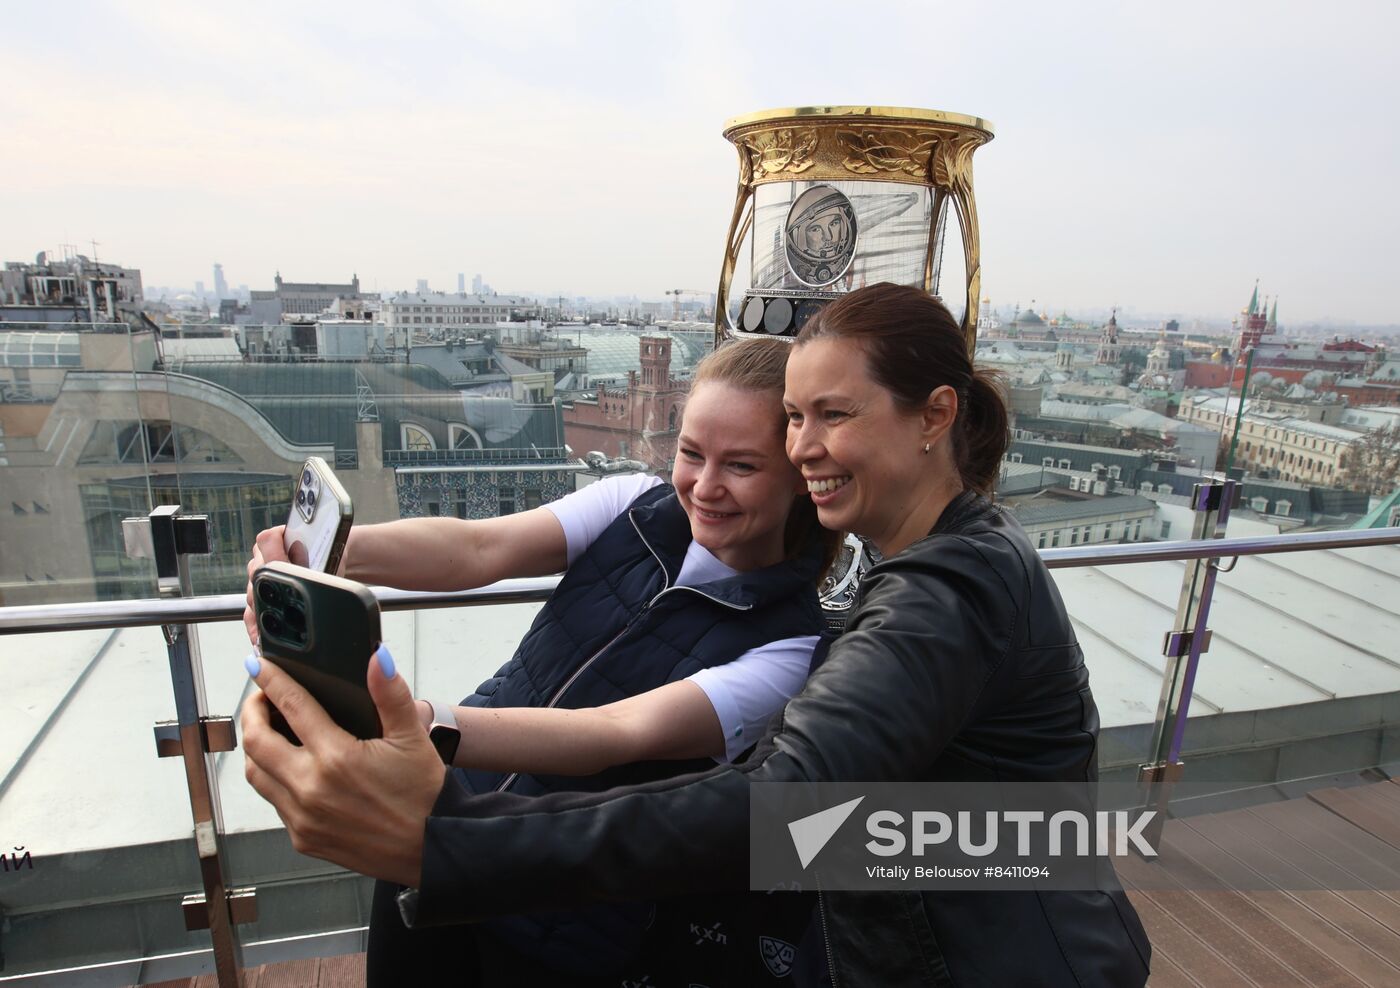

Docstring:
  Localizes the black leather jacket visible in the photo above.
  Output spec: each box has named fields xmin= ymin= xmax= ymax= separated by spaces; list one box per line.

xmin=406 ymin=492 xmax=1152 ymax=986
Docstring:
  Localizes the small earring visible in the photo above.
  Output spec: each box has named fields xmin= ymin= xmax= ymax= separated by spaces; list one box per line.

xmin=922 ymin=442 xmax=931 ymax=454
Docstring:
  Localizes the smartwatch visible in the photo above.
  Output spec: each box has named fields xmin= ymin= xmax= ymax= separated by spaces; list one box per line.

xmin=426 ymin=699 xmax=462 ymax=765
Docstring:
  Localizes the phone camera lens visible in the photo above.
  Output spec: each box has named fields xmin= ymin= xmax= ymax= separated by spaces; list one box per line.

xmin=302 ymin=470 xmax=312 ymax=485
xmin=296 ymin=490 xmax=307 ymax=507
xmin=256 ymin=580 xmax=279 ymax=606
xmin=261 ymin=612 xmax=284 ymax=639
xmin=305 ymin=490 xmax=317 ymax=506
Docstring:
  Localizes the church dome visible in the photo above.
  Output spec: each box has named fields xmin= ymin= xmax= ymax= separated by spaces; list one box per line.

xmin=1014 ymin=308 xmax=1045 ymax=326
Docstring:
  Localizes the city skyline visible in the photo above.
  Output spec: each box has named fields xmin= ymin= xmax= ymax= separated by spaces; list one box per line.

xmin=4 ymin=1 xmax=1399 ymax=324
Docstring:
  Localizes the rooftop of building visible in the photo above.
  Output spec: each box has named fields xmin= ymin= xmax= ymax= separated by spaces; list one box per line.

xmin=0 ymin=329 xmax=82 ymax=366
xmin=173 ymin=361 xmax=565 ymax=453
xmin=1006 ymin=492 xmax=1157 ymax=526
xmin=570 ymin=327 xmax=713 ymax=379
xmin=159 ymin=337 xmax=242 ymax=361
xmin=382 ymin=292 xmax=535 ymax=306
xmin=1010 ymin=435 xmax=1162 ymax=459
xmin=1354 ymin=488 xmax=1400 ymax=529
xmin=1186 ymin=394 xmax=1366 ymax=441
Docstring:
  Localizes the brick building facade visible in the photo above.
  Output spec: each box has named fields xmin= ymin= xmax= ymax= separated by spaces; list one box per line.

xmin=563 ymin=336 xmax=687 ymax=471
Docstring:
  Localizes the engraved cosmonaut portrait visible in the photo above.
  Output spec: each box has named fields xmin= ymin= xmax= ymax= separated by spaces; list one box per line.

xmin=784 ymin=185 xmax=858 ymax=287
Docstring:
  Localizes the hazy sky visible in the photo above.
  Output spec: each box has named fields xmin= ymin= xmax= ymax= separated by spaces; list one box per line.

xmin=4 ymin=1 xmax=1398 ymax=324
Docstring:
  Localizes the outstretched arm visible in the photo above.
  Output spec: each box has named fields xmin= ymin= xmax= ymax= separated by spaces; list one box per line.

xmin=417 ymin=680 xmax=726 ymax=775
xmin=244 ymin=508 xmax=568 ymax=643
xmin=339 ymin=508 xmax=569 ymax=589
xmin=413 ymin=635 xmax=815 ymax=775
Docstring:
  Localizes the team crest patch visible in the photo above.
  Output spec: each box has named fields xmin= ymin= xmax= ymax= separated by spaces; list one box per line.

xmin=759 ymin=936 xmax=795 ymax=978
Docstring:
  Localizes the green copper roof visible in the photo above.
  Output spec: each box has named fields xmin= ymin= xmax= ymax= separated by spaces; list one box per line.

xmin=1352 ymin=488 xmax=1400 ymax=529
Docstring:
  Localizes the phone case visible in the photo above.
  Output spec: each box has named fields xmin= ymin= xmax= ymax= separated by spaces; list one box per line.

xmin=283 ymin=456 xmax=353 ymax=574
xmin=253 ymin=561 xmax=382 ymax=742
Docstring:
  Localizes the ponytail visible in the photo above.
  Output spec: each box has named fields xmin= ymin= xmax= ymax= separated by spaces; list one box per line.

xmin=956 ymin=368 xmax=1010 ymax=496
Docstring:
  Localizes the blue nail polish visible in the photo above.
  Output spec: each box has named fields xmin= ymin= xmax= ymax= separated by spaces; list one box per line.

xmin=376 ymin=643 xmax=396 ymax=680
xmin=244 ymin=654 xmax=261 ymax=678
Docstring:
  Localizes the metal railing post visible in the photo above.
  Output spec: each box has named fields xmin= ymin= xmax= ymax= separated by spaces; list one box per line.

xmin=124 ymin=505 xmax=255 ymax=987
xmin=1137 ymin=480 xmax=1236 ymax=850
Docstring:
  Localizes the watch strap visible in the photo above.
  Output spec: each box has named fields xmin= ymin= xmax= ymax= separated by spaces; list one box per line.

xmin=426 ymin=699 xmax=461 ymax=765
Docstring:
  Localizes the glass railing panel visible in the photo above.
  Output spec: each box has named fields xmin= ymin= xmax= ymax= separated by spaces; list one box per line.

xmin=1057 ymin=537 xmax=1400 ymax=794
xmin=1054 ymin=562 xmax=1181 ymax=785
xmin=1 ymin=322 xmax=164 ymax=607
xmin=0 ymin=625 xmax=214 ymax=978
xmin=217 ymin=597 xmax=547 ymax=959
xmin=1193 ymin=542 xmax=1400 ymax=785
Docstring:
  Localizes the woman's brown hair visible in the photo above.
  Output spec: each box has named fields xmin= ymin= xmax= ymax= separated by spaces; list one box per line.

xmin=795 ymin=283 xmax=1009 ymax=496
xmin=691 ymin=338 xmax=842 ymax=580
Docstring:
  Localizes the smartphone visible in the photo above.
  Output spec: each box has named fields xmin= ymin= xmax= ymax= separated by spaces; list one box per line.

xmin=283 ymin=456 xmax=353 ymax=574
xmin=252 ymin=560 xmax=382 ymax=743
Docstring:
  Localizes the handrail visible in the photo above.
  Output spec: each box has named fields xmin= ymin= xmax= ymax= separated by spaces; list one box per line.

xmin=0 ymin=577 xmax=563 ymax=636
xmin=1038 ymin=526 xmax=1400 ymax=567
xmin=2 ymin=528 xmax=1396 ymax=636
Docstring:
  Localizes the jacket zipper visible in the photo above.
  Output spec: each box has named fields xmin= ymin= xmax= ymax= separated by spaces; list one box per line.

xmin=494 ymin=507 xmax=752 ymax=793
xmin=817 ymin=876 xmax=839 ymax=987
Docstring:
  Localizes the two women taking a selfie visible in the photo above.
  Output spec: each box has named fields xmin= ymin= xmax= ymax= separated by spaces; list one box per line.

xmin=242 ymin=282 xmax=1150 ymax=986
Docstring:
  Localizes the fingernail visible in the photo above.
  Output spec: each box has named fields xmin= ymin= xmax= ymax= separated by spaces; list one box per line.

xmin=375 ymin=643 xmax=396 ymax=680
xmin=244 ymin=653 xmax=261 ymax=678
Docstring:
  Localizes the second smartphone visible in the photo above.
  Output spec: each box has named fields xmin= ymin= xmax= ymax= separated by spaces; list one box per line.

xmin=283 ymin=456 xmax=353 ymax=574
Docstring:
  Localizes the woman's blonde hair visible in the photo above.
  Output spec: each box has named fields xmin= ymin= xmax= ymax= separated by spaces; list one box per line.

xmin=689 ymin=338 xmax=840 ymax=580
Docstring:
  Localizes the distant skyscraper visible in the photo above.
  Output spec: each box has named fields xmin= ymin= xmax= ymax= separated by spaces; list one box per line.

xmin=195 ymin=280 xmax=206 ymax=297
xmin=416 ymin=278 xmax=430 ymax=294
xmin=472 ymin=273 xmax=483 ymax=295
xmin=457 ymin=272 xmax=466 ymax=293
xmin=213 ymin=263 xmax=229 ymax=300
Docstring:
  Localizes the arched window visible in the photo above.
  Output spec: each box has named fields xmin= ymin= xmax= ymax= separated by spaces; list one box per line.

xmin=402 ymin=424 xmax=435 ymax=451
xmin=449 ymin=423 xmax=482 ymax=450
xmin=668 ymin=405 xmax=678 ymax=430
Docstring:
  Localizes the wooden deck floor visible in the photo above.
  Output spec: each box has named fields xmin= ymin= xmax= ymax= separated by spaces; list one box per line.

xmin=1120 ymin=778 xmax=1400 ymax=987
xmin=143 ymin=780 xmax=1400 ymax=988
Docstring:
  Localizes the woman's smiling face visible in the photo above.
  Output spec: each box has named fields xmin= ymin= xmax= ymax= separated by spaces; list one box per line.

xmin=784 ymin=336 xmax=942 ymax=555
xmin=671 ymin=381 xmax=803 ymax=572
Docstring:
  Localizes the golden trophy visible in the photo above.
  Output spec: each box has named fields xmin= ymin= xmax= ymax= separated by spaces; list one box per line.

xmin=714 ymin=105 xmax=994 ymax=354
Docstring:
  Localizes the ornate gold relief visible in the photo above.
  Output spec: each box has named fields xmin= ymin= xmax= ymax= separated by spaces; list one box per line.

xmin=932 ymin=137 xmax=979 ymax=192
xmin=740 ymin=128 xmax=819 ymax=180
xmin=837 ymin=129 xmax=940 ymax=180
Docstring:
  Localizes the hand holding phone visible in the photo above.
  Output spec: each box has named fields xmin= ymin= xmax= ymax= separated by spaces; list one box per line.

xmin=283 ymin=457 xmax=353 ymax=575
xmin=252 ymin=561 xmax=382 ymax=744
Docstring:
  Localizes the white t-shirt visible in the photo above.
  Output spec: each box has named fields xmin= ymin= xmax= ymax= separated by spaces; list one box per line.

xmin=544 ymin=475 xmax=818 ymax=762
